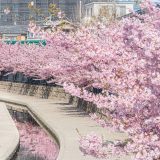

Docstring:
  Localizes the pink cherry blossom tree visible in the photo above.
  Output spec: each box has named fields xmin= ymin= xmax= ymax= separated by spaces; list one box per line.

xmin=0 ymin=0 xmax=159 ymax=159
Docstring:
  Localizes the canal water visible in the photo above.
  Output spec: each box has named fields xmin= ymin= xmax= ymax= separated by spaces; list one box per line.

xmin=9 ymin=108 xmax=59 ymax=160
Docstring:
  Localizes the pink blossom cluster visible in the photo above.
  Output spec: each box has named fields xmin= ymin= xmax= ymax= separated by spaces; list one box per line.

xmin=90 ymin=113 xmax=108 ymax=128
xmin=79 ymin=132 xmax=127 ymax=159
xmin=79 ymin=132 xmax=107 ymax=158
xmin=126 ymin=133 xmax=160 ymax=160
xmin=15 ymin=120 xmax=59 ymax=160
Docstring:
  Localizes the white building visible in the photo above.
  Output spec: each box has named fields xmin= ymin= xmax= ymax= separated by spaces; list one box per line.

xmin=83 ymin=0 xmax=135 ymax=21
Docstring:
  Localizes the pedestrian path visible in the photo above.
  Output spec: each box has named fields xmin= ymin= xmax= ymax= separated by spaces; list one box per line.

xmin=0 ymin=91 xmax=131 ymax=160
xmin=0 ymin=102 xmax=19 ymax=160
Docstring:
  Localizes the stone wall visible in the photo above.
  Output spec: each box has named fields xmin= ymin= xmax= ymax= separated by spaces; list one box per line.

xmin=0 ymin=81 xmax=70 ymax=101
xmin=0 ymin=81 xmax=107 ymax=118
xmin=70 ymin=96 xmax=108 ymax=120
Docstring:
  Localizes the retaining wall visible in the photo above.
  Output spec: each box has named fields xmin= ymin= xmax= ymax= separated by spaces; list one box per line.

xmin=0 ymin=81 xmax=108 ymax=118
xmin=0 ymin=81 xmax=70 ymax=101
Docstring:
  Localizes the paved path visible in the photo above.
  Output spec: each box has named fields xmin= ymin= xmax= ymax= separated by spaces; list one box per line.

xmin=0 ymin=102 xmax=19 ymax=160
xmin=0 ymin=91 xmax=131 ymax=160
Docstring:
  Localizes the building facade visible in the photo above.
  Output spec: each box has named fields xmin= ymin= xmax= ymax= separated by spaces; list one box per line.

xmin=83 ymin=0 xmax=136 ymax=22
xmin=0 ymin=0 xmax=51 ymax=26
xmin=0 ymin=0 xmax=80 ymax=37
xmin=0 ymin=0 xmax=53 ymax=39
xmin=55 ymin=0 xmax=80 ymax=21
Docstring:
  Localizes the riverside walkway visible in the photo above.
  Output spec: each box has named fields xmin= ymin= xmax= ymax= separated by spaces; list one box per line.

xmin=0 ymin=91 xmax=131 ymax=160
xmin=0 ymin=102 xmax=19 ymax=160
